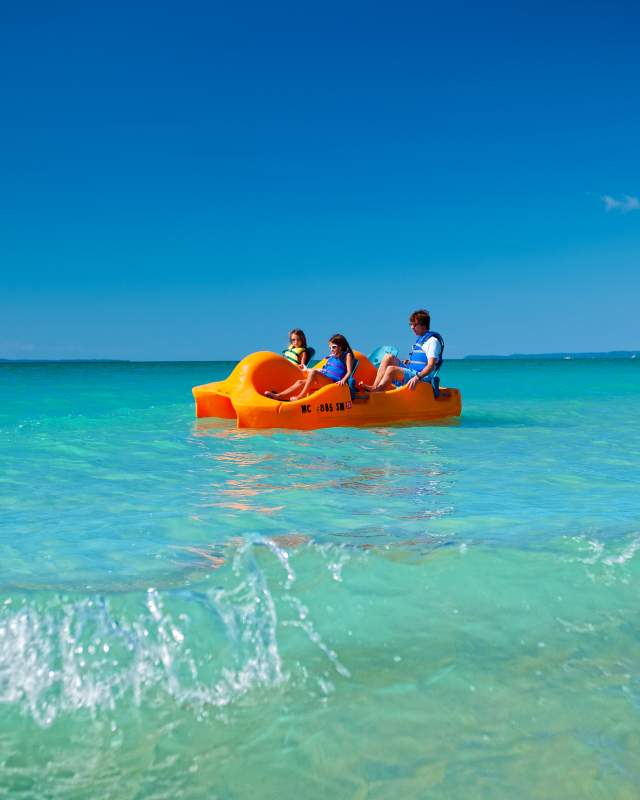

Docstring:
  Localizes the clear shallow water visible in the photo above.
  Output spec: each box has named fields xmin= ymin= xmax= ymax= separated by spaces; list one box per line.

xmin=1 ymin=359 xmax=639 ymax=798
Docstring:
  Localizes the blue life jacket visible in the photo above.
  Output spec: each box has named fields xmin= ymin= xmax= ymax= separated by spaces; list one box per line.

xmin=321 ymin=353 xmax=348 ymax=382
xmin=407 ymin=331 xmax=444 ymax=376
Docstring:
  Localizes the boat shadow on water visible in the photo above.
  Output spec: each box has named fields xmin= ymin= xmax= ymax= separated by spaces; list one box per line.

xmin=191 ymin=416 xmax=463 ymax=438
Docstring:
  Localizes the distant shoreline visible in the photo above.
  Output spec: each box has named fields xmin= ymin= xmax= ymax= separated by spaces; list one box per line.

xmin=1 ymin=351 xmax=638 ymax=364
xmin=464 ymin=351 xmax=639 ymax=360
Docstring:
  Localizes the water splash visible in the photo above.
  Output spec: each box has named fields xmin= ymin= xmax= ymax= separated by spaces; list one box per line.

xmin=282 ymin=596 xmax=351 ymax=679
xmin=0 ymin=540 xmax=351 ymax=726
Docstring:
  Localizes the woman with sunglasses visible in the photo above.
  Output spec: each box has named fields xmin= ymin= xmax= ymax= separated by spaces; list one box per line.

xmin=265 ymin=334 xmax=354 ymax=402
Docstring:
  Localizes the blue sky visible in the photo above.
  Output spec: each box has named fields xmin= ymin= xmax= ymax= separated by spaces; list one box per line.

xmin=1 ymin=1 xmax=638 ymax=359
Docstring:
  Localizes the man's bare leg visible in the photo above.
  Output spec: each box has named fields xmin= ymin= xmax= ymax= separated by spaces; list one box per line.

xmin=359 ymin=354 xmax=401 ymax=391
xmin=367 ymin=365 xmax=405 ymax=392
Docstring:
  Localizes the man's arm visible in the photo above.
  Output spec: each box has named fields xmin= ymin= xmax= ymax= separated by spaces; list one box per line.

xmin=406 ymin=357 xmax=436 ymax=389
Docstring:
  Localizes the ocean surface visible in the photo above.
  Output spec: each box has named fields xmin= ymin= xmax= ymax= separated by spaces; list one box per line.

xmin=1 ymin=358 xmax=639 ymax=799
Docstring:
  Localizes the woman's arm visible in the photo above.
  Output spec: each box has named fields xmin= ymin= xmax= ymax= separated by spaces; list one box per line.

xmin=337 ymin=352 xmax=355 ymax=385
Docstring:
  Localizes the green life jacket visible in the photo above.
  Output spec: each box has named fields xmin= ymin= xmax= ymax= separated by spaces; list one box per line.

xmin=283 ymin=345 xmax=306 ymax=365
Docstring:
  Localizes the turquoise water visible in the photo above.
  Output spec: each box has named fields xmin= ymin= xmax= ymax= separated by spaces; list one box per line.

xmin=1 ymin=359 xmax=639 ymax=799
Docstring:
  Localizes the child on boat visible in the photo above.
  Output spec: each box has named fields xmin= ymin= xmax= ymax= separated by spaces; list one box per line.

xmin=267 ymin=334 xmax=355 ymax=401
xmin=282 ymin=329 xmax=313 ymax=368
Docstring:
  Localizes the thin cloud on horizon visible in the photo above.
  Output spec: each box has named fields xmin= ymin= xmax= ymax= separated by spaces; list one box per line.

xmin=601 ymin=194 xmax=640 ymax=212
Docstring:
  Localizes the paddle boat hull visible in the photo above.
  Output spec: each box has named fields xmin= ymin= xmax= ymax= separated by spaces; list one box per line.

xmin=193 ymin=351 xmax=462 ymax=430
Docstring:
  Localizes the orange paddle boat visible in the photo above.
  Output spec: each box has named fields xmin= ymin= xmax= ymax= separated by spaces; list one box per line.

xmin=192 ymin=351 xmax=462 ymax=430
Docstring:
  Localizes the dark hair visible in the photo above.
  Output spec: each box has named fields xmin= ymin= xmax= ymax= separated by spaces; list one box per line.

xmin=409 ymin=309 xmax=430 ymax=328
xmin=289 ymin=328 xmax=308 ymax=348
xmin=329 ymin=333 xmax=352 ymax=355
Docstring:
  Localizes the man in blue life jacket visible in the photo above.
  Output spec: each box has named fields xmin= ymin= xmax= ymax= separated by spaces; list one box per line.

xmin=359 ymin=309 xmax=444 ymax=392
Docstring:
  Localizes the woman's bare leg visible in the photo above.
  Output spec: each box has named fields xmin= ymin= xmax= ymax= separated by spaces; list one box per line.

xmin=290 ymin=369 xmax=324 ymax=400
xmin=266 ymin=369 xmax=335 ymax=402
xmin=265 ymin=379 xmax=305 ymax=401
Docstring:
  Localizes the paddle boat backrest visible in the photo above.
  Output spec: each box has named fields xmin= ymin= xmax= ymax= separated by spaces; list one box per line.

xmin=368 ymin=345 xmax=399 ymax=368
xmin=429 ymin=336 xmax=445 ymax=398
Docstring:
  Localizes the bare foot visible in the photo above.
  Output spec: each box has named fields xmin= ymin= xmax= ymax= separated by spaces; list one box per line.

xmin=265 ymin=390 xmax=280 ymax=399
xmin=358 ymin=381 xmax=375 ymax=392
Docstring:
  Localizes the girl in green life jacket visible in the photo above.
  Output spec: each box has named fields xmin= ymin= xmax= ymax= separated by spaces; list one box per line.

xmin=282 ymin=329 xmax=312 ymax=368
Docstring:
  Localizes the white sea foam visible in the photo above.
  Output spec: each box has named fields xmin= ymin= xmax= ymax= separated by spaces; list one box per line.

xmin=602 ymin=536 xmax=640 ymax=566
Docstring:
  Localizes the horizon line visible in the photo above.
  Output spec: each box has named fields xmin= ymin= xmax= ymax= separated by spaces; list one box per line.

xmin=1 ymin=349 xmax=638 ymax=364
